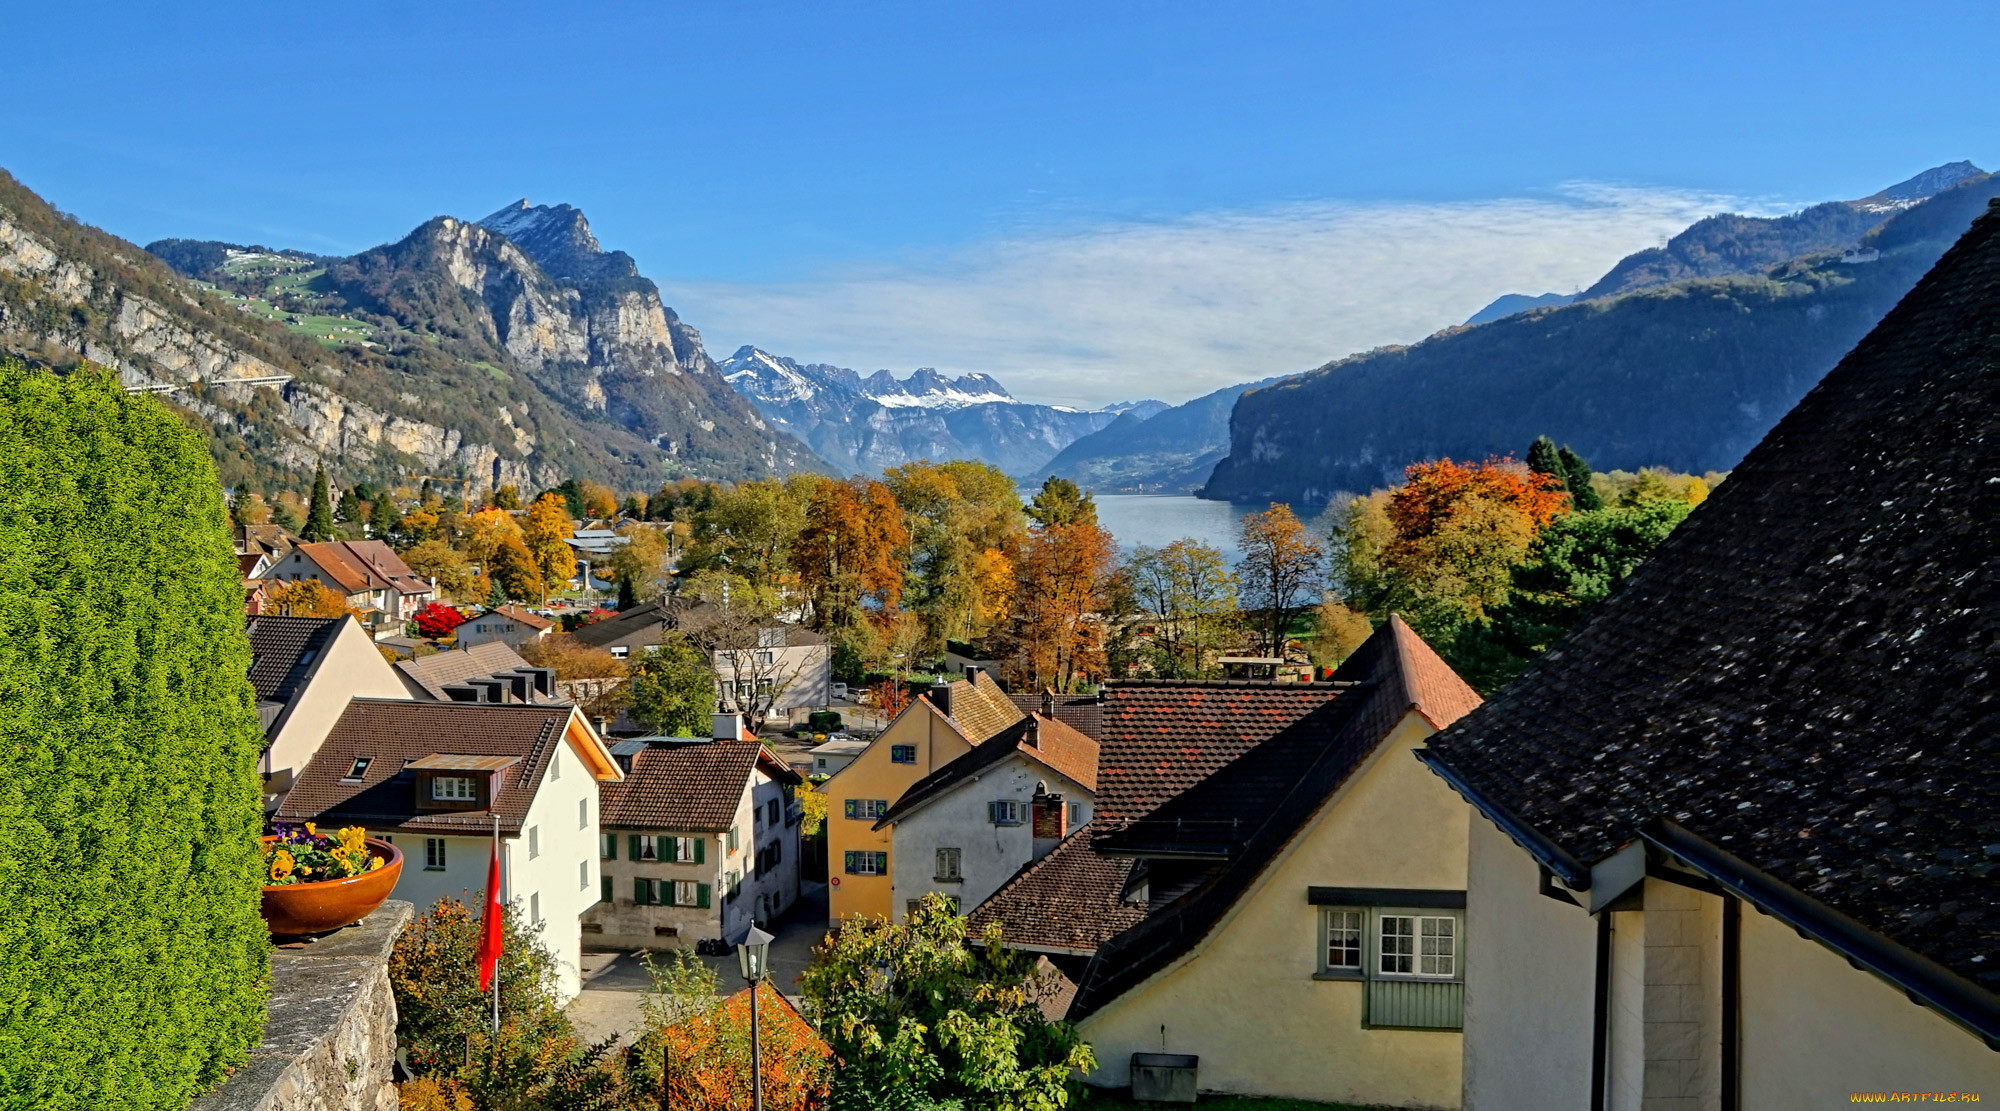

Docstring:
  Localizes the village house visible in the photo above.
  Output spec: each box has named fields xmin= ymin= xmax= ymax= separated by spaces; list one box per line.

xmin=968 ymin=618 xmax=1484 ymax=1106
xmin=275 ymin=699 xmax=622 ymax=1001
xmin=822 ymin=669 xmax=1023 ymax=921
xmin=805 ymin=735 xmax=869 ymax=777
xmin=260 ymin=539 xmax=434 ymax=640
xmin=875 ymin=702 xmax=1098 ymax=921
xmin=571 ymin=598 xmax=833 ymax=722
xmin=454 ymin=604 xmax=554 ymax=651
xmin=585 ymin=713 xmax=805 ymax=950
xmin=246 ymin=613 xmax=412 ymax=810
xmin=395 ymin=641 xmax=559 ymax=704
xmin=1419 ymin=208 xmax=2000 ymax=1108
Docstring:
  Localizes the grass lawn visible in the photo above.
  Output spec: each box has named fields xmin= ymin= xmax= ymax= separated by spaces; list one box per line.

xmin=1075 ymin=1091 xmax=1394 ymax=1111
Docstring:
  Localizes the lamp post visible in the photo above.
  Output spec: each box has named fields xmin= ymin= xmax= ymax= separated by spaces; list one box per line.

xmin=736 ymin=924 xmax=775 ymax=1111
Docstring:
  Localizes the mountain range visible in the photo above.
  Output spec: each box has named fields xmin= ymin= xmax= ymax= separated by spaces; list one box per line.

xmin=721 ymin=346 xmax=1159 ymax=475
xmin=0 ymin=172 xmax=818 ymax=494
xmin=1200 ymin=165 xmax=1997 ymax=503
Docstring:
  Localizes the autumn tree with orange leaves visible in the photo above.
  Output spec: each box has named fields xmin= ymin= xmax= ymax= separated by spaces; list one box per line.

xmin=1000 ymin=479 xmax=1120 ymax=692
xmin=629 ymin=950 xmax=831 ymax=1111
xmin=794 ymin=476 xmax=909 ymax=634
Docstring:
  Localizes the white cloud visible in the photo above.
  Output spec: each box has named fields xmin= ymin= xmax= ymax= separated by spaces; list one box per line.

xmin=668 ymin=184 xmax=1767 ymax=409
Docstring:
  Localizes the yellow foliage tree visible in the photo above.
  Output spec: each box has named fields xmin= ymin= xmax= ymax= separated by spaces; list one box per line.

xmin=267 ymin=579 xmax=354 ymax=618
xmin=523 ymin=493 xmax=577 ymax=589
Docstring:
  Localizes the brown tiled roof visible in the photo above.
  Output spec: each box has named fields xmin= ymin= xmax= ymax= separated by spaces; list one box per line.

xmin=938 ymin=670 xmax=1024 ymax=742
xmin=1007 ymin=691 xmax=1103 ymax=740
xmin=1423 ymin=204 xmax=2000 ymax=1015
xmin=245 ymin=614 xmax=346 ymax=705
xmin=599 ymin=741 xmax=802 ymax=832
xmin=294 ymin=540 xmax=431 ymax=596
xmin=967 ymin=826 xmax=1146 ymax=954
xmin=873 ymin=713 xmax=1099 ymax=829
xmin=1069 ymin=617 xmax=1482 ymax=1018
xmin=479 ymin=604 xmax=552 ymax=630
xmin=275 ymin=699 xmax=583 ymax=835
xmin=396 ymin=642 xmax=537 ymax=700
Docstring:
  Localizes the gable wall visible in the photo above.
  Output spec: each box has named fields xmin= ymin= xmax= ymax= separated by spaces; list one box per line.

xmin=888 ymin=754 xmax=1092 ymax=922
xmin=823 ymin=701 xmax=972 ymax=921
xmin=265 ymin=619 xmax=410 ymax=784
xmin=1077 ymin=710 xmax=1467 ymax=1106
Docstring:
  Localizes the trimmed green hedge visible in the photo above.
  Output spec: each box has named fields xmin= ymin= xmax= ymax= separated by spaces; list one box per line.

xmin=0 ymin=363 xmax=269 ymax=1108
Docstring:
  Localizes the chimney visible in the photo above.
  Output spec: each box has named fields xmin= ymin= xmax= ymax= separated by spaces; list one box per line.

xmin=1040 ymin=689 xmax=1055 ymax=718
xmin=712 ymin=711 xmax=748 ymax=742
xmin=1024 ymin=714 xmax=1041 ymax=749
xmin=964 ymin=665 xmax=983 ymax=686
xmin=931 ymin=682 xmax=952 ymax=717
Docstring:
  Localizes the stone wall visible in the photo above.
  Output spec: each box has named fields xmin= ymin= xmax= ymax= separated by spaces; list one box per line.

xmin=192 ymin=901 xmax=412 ymax=1111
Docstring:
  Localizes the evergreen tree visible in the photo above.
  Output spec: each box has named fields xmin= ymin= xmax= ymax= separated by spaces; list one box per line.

xmin=1558 ymin=446 xmax=1604 ymax=510
xmin=1526 ymin=435 xmax=1564 ymax=478
xmin=368 ymin=492 xmax=399 ymax=539
xmin=303 ymin=464 xmax=336 ymax=541
xmin=486 ymin=575 xmax=508 ymax=610
xmin=554 ymin=478 xmax=586 ymax=520
xmin=336 ymin=485 xmax=362 ymax=524
xmin=272 ymin=501 xmax=304 ymax=534
xmin=1026 ymin=475 xmax=1096 ymax=528
xmin=420 ymin=477 xmax=435 ymax=505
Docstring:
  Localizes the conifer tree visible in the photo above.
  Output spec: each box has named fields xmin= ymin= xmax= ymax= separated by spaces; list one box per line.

xmin=369 ymin=492 xmax=399 ymax=539
xmin=336 ymin=485 xmax=362 ymax=525
xmin=303 ymin=463 xmax=336 ymax=540
xmin=1557 ymin=446 xmax=1604 ymax=510
xmin=1526 ymin=435 xmax=1564 ymax=479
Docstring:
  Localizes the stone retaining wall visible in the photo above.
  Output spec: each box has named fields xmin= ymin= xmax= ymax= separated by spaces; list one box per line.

xmin=192 ymin=901 xmax=412 ymax=1111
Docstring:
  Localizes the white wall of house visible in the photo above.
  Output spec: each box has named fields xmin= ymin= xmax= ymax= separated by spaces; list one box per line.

xmin=379 ymin=831 xmax=499 ymax=919
xmin=714 ymin=642 xmax=831 ymax=714
xmin=1459 ymin=810 xmax=1600 ymax=1111
xmin=264 ymin=619 xmax=411 ymax=790
xmin=888 ymin=756 xmax=1091 ymax=922
xmin=1077 ymin=711 xmax=1467 ymax=1106
xmin=736 ymin=765 xmax=801 ymax=931
xmin=457 ymin=614 xmax=549 ymax=651
xmin=1738 ymin=906 xmax=1997 ymax=1105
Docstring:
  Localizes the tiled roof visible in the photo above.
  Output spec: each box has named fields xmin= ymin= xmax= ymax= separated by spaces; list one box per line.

xmin=475 ymin=604 xmax=552 ymax=630
xmin=873 ymin=713 xmax=1100 ymax=829
xmin=937 ymin=670 xmax=1024 ymax=742
xmin=396 ymin=642 xmax=537 ymax=700
xmin=1007 ymin=691 xmax=1103 ymax=740
xmin=275 ymin=699 xmax=579 ymax=835
xmin=245 ymin=614 xmax=345 ymax=706
xmin=1423 ymin=204 xmax=2000 ymax=1004
xmin=291 ymin=540 xmax=431 ymax=596
xmin=966 ymin=826 xmax=1146 ymax=954
xmin=598 ymin=740 xmax=802 ymax=831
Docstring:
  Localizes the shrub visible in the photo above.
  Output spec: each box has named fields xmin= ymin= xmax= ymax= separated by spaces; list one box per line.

xmin=0 ymin=362 xmax=269 ymax=1108
xmin=389 ymin=896 xmax=573 ymax=1075
xmin=627 ymin=951 xmax=832 ymax=1111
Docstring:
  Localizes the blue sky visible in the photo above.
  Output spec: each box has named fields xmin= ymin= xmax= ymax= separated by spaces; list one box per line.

xmin=6 ymin=2 xmax=1994 ymax=404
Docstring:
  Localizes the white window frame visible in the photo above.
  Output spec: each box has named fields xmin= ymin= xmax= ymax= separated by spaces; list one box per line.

xmin=579 ymin=859 xmax=590 ymax=890
xmin=579 ymin=797 xmax=589 ymax=830
xmin=1319 ymin=907 xmax=1365 ymax=975
xmin=990 ymin=799 xmax=1023 ymax=826
xmin=1316 ymin=905 xmax=1463 ymax=983
xmin=432 ymin=776 xmax=475 ymax=801
xmin=529 ymin=891 xmax=541 ymax=926
xmin=527 ymin=825 xmax=540 ymax=860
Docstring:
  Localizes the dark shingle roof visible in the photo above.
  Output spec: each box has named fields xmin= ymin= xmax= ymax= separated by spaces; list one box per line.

xmin=1007 ymin=691 xmax=1103 ymax=740
xmin=245 ymin=614 xmax=345 ymax=705
xmin=599 ymin=741 xmax=802 ymax=832
xmin=967 ymin=826 xmax=1147 ymax=954
xmin=397 ymin=642 xmax=537 ymax=700
xmin=1423 ymin=204 xmax=2000 ymax=1009
xmin=275 ymin=699 xmax=579 ymax=835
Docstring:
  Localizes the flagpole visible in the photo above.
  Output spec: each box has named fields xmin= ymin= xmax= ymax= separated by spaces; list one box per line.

xmin=491 ymin=812 xmax=501 ymax=1043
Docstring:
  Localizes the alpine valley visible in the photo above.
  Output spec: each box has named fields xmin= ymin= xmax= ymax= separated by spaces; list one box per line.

xmin=720 ymin=345 xmax=1166 ymax=476
xmin=0 ymin=170 xmax=821 ymax=493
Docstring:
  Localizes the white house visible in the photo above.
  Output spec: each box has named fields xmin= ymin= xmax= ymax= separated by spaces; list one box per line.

xmin=877 ymin=710 xmax=1097 ymax=921
xmin=454 ymin=604 xmax=554 ymax=651
xmin=572 ymin=598 xmax=833 ymax=721
xmin=275 ymin=699 xmax=622 ymax=1001
xmin=585 ymin=713 xmax=806 ymax=952
xmin=806 ymin=735 xmax=869 ymax=777
xmin=1420 ymin=212 xmax=2000 ymax=1108
xmin=261 ymin=539 xmax=434 ymax=641
xmin=246 ymin=613 xmax=412 ymax=809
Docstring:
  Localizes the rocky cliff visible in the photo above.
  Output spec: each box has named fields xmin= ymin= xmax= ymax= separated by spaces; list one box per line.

xmin=0 ymin=167 xmax=824 ymax=494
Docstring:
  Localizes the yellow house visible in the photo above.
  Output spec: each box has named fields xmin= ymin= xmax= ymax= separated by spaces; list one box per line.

xmin=822 ymin=669 xmax=1021 ymax=921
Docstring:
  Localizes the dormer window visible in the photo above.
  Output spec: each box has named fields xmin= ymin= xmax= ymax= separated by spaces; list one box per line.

xmin=342 ymin=757 xmax=372 ymax=782
xmin=433 ymin=776 xmax=476 ymax=801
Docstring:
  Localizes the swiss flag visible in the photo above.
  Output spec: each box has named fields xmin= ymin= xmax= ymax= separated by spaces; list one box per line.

xmin=476 ymin=835 xmax=504 ymax=992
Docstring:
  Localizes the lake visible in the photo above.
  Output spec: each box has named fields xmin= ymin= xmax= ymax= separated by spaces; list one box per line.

xmin=1089 ymin=494 xmax=1333 ymax=561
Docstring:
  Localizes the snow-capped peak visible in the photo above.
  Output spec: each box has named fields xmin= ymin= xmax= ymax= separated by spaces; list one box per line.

xmin=479 ymin=199 xmax=546 ymax=239
xmin=722 ymin=346 xmax=822 ymax=404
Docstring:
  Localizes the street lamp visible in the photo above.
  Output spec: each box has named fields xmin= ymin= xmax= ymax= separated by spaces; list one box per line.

xmin=736 ymin=924 xmax=775 ymax=1111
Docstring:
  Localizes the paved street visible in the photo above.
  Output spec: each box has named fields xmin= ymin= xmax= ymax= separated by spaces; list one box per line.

xmin=566 ymin=881 xmax=832 ymax=1047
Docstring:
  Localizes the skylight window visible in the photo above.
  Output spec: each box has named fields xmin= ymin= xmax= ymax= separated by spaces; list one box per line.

xmin=342 ymin=757 xmax=372 ymax=782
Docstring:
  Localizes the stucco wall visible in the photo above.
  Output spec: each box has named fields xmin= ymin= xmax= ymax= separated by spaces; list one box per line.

xmin=456 ymin=615 xmax=547 ymax=650
xmin=825 ymin=701 xmax=971 ymax=921
xmin=1460 ymin=806 xmax=1599 ymax=1111
xmin=588 ymin=830 xmax=723 ymax=948
xmin=265 ymin=618 xmax=410 ymax=784
xmin=1078 ymin=712 xmax=1466 ymax=1107
xmin=889 ymin=755 xmax=1090 ymax=921
xmin=1738 ymin=908 xmax=1998 ymax=1105
xmin=738 ymin=766 xmax=802 ymax=928
xmin=512 ymin=738 xmax=603 ymax=1001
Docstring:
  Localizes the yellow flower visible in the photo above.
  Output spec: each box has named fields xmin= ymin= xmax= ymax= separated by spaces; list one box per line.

xmin=305 ymin=822 xmax=318 ymax=837
xmin=369 ymin=857 xmax=383 ymax=871
xmin=298 ymin=865 xmax=312 ymax=876
xmin=269 ymin=848 xmax=295 ymax=882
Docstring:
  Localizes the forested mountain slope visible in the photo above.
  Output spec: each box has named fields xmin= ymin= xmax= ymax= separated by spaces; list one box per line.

xmin=0 ymin=168 xmax=821 ymax=493
xmin=1035 ymin=375 xmax=1289 ymax=493
xmin=1201 ymin=173 xmax=1999 ymax=505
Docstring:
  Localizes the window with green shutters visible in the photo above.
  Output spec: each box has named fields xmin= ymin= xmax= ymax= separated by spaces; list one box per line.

xmin=600 ymin=875 xmax=612 ymax=904
xmin=843 ymin=851 xmax=889 ymax=875
xmin=601 ymin=833 xmax=617 ymax=860
xmin=843 ymin=799 xmax=889 ymax=820
xmin=628 ymin=833 xmax=703 ymax=862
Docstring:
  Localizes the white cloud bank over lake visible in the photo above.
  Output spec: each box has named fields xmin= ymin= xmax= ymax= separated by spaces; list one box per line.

xmin=670 ymin=184 xmax=1769 ymax=408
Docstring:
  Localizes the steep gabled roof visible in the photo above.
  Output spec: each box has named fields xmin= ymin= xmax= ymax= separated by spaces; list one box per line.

xmin=1067 ymin=617 xmax=1481 ymax=1018
xmin=245 ymin=614 xmax=346 ymax=706
xmin=873 ymin=713 xmax=1099 ymax=829
xmin=275 ymin=699 xmax=604 ymax=835
xmin=1421 ymin=203 xmax=2000 ymax=1036
xmin=936 ymin=669 xmax=1025 ymax=741
xmin=1007 ymin=691 xmax=1103 ymax=740
xmin=967 ymin=825 xmax=1147 ymax=955
xmin=290 ymin=540 xmax=429 ymax=596
xmin=472 ymin=603 xmax=552 ymax=630
xmin=599 ymin=740 xmax=802 ymax=832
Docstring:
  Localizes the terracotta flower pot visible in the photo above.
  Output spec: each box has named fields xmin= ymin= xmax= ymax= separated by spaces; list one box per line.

xmin=259 ymin=835 xmax=403 ymax=937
